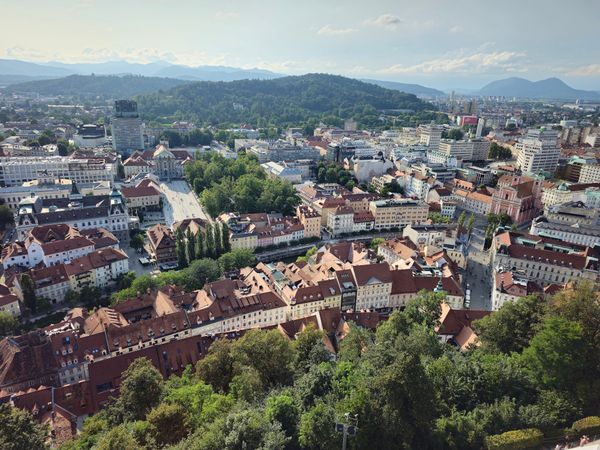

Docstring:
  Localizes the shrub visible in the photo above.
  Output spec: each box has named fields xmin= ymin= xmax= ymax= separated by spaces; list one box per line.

xmin=571 ymin=416 xmax=600 ymax=436
xmin=485 ymin=428 xmax=543 ymax=450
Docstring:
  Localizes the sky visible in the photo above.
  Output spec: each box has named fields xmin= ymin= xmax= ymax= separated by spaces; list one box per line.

xmin=1 ymin=0 xmax=599 ymax=90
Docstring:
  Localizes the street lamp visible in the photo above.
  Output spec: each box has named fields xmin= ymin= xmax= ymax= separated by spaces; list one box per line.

xmin=335 ymin=413 xmax=358 ymax=450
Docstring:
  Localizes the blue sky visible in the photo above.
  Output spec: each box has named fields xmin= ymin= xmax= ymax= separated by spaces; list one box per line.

xmin=1 ymin=0 xmax=599 ymax=89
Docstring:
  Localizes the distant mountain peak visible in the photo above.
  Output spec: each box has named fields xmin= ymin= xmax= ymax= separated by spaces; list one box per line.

xmin=478 ymin=76 xmax=599 ymax=100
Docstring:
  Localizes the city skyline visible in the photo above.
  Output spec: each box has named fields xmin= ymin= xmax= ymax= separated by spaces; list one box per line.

xmin=1 ymin=0 xmax=599 ymax=90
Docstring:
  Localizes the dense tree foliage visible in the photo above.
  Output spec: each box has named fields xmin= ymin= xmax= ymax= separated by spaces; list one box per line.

xmin=135 ymin=74 xmax=433 ymax=128
xmin=488 ymin=142 xmax=513 ymax=160
xmin=185 ymin=152 xmax=299 ymax=217
xmin=0 ymin=403 xmax=47 ymax=450
xmin=442 ymin=128 xmax=464 ymax=140
xmin=316 ymin=162 xmax=355 ymax=190
xmin=111 ymin=258 xmax=222 ymax=302
xmin=53 ymin=283 xmax=600 ymax=449
xmin=0 ymin=311 xmax=18 ymax=336
xmin=0 ymin=204 xmax=14 ymax=230
xmin=159 ymin=128 xmax=212 ymax=148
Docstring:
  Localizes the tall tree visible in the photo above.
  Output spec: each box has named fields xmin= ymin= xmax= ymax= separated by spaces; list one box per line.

xmin=183 ymin=259 xmax=223 ymax=291
xmin=205 ymin=223 xmax=215 ymax=258
xmin=467 ymin=213 xmax=476 ymax=235
xmin=521 ymin=316 xmax=587 ymax=390
xmin=130 ymin=233 xmax=144 ymax=253
xmin=457 ymin=210 xmax=466 ymax=229
xmin=20 ymin=274 xmax=37 ymax=314
xmin=473 ymin=294 xmax=545 ymax=354
xmin=186 ymin=228 xmax=196 ymax=263
xmin=214 ymin=223 xmax=223 ymax=257
xmin=195 ymin=230 xmax=205 ymax=259
xmin=176 ymin=228 xmax=188 ymax=269
xmin=221 ymin=222 xmax=231 ymax=253
xmin=119 ymin=357 xmax=164 ymax=421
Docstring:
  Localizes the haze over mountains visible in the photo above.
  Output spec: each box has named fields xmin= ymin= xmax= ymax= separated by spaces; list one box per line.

xmin=0 ymin=58 xmax=598 ymax=101
xmin=478 ymin=77 xmax=600 ymax=100
xmin=0 ymin=58 xmax=281 ymax=84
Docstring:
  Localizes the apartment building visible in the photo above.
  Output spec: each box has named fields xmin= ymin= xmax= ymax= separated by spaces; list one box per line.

xmin=515 ymin=127 xmax=560 ymax=175
xmin=0 ymin=284 xmax=21 ymax=318
xmin=419 ymin=124 xmax=444 ymax=148
xmin=403 ymin=172 xmax=438 ymax=200
xmin=403 ymin=224 xmax=451 ymax=250
xmin=147 ymin=224 xmax=177 ymax=266
xmin=15 ymin=189 xmax=130 ymax=242
xmin=0 ymin=156 xmax=115 ymax=187
xmin=544 ymin=201 xmax=598 ymax=226
xmin=456 ymin=190 xmax=493 ymax=215
xmin=438 ymin=139 xmax=474 ymax=161
xmin=2 ymin=224 xmax=118 ymax=270
xmin=13 ymin=247 xmax=129 ymax=304
xmin=353 ymin=263 xmax=393 ymax=310
xmin=0 ymin=179 xmax=73 ymax=212
xmin=296 ymin=205 xmax=321 ymax=238
xmin=530 ymin=217 xmax=600 ymax=247
xmin=248 ymin=140 xmax=320 ymax=163
xmin=491 ymin=270 xmax=560 ymax=311
xmin=369 ymin=199 xmax=429 ymax=230
xmin=327 ymin=206 xmax=354 ymax=236
xmin=579 ymin=164 xmax=600 ymax=183
xmin=492 ymin=231 xmax=600 ymax=286
xmin=121 ymin=181 xmax=162 ymax=212
xmin=220 ymin=212 xmax=307 ymax=250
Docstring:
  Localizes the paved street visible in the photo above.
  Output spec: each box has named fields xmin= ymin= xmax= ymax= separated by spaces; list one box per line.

xmin=123 ymin=245 xmax=156 ymax=277
xmin=160 ymin=180 xmax=210 ymax=226
xmin=464 ymin=247 xmax=492 ymax=310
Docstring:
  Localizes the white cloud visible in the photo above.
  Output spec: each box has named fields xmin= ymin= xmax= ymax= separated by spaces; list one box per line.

xmin=377 ymin=50 xmax=527 ymax=75
xmin=564 ymin=64 xmax=600 ymax=76
xmin=449 ymin=25 xmax=464 ymax=33
xmin=364 ymin=14 xmax=403 ymax=30
xmin=317 ymin=25 xmax=357 ymax=36
xmin=4 ymin=46 xmax=47 ymax=60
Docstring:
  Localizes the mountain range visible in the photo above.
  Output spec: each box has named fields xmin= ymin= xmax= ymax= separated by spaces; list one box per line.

xmin=3 ymin=74 xmax=190 ymax=97
xmin=0 ymin=59 xmax=282 ymax=85
xmin=1 ymin=59 xmax=598 ymax=101
xmin=478 ymin=77 xmax=600 ymax=100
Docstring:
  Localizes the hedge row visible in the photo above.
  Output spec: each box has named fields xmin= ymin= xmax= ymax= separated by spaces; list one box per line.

xmin=486 ymin=428 xmax=543 ymax=450
xmin=571 ymin=416 xmax=600 ymax=436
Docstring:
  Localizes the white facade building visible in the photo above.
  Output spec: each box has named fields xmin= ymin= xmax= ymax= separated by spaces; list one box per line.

xmin=0 ymin=157 xmax=115 ymax=187
xmin=515 ymin=128 xmax=560 ymax=175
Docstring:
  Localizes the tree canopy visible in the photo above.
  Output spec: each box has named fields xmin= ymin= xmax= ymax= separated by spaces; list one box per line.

xmin=185 ymin=152 xmax=300 ymax=217
xmin=47 ymin=284 xmax=600 ymax=449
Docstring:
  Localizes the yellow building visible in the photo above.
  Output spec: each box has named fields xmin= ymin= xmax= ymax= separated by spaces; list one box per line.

xmin=296 ymin=205 xmax=321 ymax=238
xmin=230 ymin=232 xmax=258 ymax=250
xmin=369 ymin=199 xmax=429 ymax=230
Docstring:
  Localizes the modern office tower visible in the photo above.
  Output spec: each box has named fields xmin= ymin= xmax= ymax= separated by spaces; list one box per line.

xmin=515 ymin=127 xmax=560 ymax=175
xmin=475 ymin=118 xmax=485 ymax=138
xmin=111 ymin=100 xmax=144 ymax=153
xmin=419 ymin=124 xmax=444 ymax=148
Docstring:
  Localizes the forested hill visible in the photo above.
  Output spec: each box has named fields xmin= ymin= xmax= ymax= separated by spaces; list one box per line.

xmin=2 ymin=74 xmax=189 ymax=97
xmin=135 ymin=73 xmax=434 ymax=126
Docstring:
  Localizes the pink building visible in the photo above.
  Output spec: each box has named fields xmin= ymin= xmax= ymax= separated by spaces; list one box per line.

xmin=491 ymin=175 xmax=544 ymax=224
